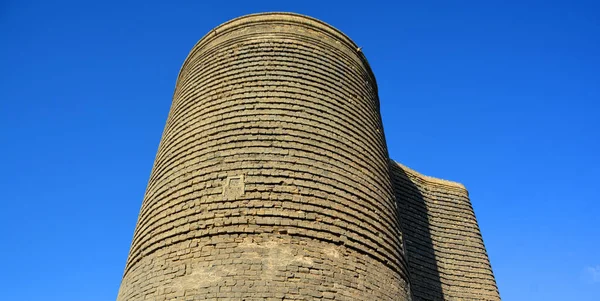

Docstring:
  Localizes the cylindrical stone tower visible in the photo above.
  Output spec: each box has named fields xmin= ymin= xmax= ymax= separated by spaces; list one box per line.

xmin=118 ymin=13 xmax=411 ymax=301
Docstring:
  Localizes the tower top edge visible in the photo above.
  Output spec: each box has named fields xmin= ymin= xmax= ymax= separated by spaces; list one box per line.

xmin=176 ymin=11 xmax=377 ymax=92
xmin=392 ymin=160 xmax=468 ymax=190
xmin=184 ymin=12 xmax=362 ymax=61
xmin=206 ymin=12 xmax=359 ymax=47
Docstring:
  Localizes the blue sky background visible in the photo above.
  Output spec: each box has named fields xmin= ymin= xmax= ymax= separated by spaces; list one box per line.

xmin=1 ymin=1 xmax=598 ymax=300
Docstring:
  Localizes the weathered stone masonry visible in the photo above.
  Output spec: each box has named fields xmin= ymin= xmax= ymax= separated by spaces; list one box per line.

xmin=391 ymin=162 xmax=500 ymax=300
xmin=117 ymin=13 xmax=500 ymax=301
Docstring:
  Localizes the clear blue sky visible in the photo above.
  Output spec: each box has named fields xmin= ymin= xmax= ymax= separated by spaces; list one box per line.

xmin=1 ymin=1 xmax=598 ymax=300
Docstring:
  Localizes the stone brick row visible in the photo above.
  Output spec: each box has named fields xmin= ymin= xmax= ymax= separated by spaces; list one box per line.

xmin=147 ymin=105 xmax=391 ymax=205
xmin=159 ymin=46 xmax=386 ymax=183
xmin=167 ymin=34 xmax=379 ymax=144
xmin=133 ymin=134 xmax=401 ymax=247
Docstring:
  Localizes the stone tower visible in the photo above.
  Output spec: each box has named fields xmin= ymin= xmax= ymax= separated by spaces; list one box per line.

xmin=117 ymin=12 xmax=500 ymax=301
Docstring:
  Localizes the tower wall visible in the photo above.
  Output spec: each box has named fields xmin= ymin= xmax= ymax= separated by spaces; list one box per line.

xmin=390 ymin=161 xmax=500 ymax=300
xmin=117 ymin=13 xmax=411 ymax=301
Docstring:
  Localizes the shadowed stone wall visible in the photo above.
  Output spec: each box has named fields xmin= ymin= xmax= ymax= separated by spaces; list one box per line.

xmin=117 ymin=13 xmax=411 ymax=301
xmin=390 ymin=162 xmax=501 ymax=300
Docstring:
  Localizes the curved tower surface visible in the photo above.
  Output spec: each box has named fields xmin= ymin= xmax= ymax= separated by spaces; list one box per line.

xmin=118 ymin=13 xmax=412 ymax=301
